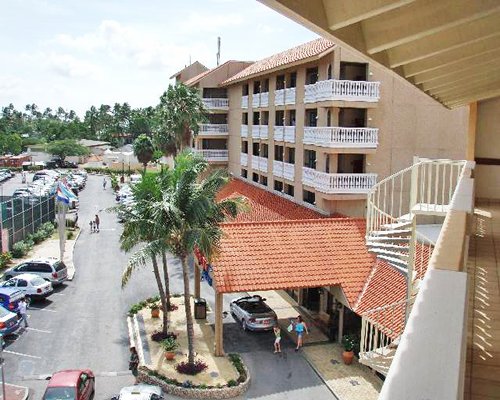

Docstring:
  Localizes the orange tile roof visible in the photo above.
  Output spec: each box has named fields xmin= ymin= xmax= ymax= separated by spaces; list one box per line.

xmin=217 ymin=178 xmax=328 ymax=221
xmin=222 ymin=38 xmax=335 ymax=85
xmin=212 ymin=218 xmax=375 ymax=306
xmin=184 ymin=69 xmax=212 ymax=87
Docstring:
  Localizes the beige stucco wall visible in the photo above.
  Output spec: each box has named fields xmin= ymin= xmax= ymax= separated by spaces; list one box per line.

xmin=474 ymin=96 xmax=500 ymax=199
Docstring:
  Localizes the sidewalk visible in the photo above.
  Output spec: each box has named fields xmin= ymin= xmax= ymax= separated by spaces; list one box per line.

xmin=1 ymin=382 xmax=30 ymax=400
xmin=251 ymin=290 xmax=383 ymax=400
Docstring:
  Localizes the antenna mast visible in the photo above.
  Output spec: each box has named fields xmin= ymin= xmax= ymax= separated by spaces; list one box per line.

xmin=216 ymin=37 xmax=221 ymax=66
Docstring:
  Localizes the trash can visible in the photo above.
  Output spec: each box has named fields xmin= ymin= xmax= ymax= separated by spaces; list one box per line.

xmin=194 ymin=298 xmax=207 ymax=319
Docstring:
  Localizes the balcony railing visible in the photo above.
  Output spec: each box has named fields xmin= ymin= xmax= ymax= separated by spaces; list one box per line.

xmin=251 ymin=156 xmax=268 ymax=173
xmin=303 ymin=127 xmax=378 ymax=148
xmin=273 ymin=161 xmax=295 ymax=181
xmin=241 ymin=95 xmax=248 ymax=109
xmin=202 ymin=98 xmax=229 ymax=110
xmin=302 ymin=167 xmax=377 ymax=194
xmin=274 ymin=87 xmax=296 ymax=106
xmin=198 ymin=124 xmax=229 ymax=136
xmin=251 ymin=125 xmax=269 ymax=140
xmin=192 ymin=149 xmax=228 ymax=162
xmin=240 ymin=153 xmax=248 ymax=166
xmin=304 ymin=79 xmax=380 ymax=103
xmin=251 ymin=92 xmax=269 ymax=108
xmin=274 ymin=126 xmax=296 ymax=143
xmin=241 ymin=125 xmax=248 ymax=138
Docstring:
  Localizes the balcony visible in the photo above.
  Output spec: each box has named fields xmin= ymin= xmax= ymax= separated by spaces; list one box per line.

xmin=251 ymin=156 xmax=268 ymax=173
xmin=202 ymin=98 xmax=229 ymax=111
xmin=251 ymin=92 xmax=269 ymax=108
xmin=273 ymin=160 xmax=295 ymax=181
xmin=273 ymin=126 xmax=296 ymax=143
xmin=240 ymin=153 xmax=248 ymax=166
xmin=251 ymin=125 xmax=269 ymax=140
xmin=304 ymin=79 xmax=380 ymax=103
xmin=274 ymin=87 xmax=296 ymax=106
xmin=303 ymin=127 xmax=378 ymax=148
xmin=241 ymin=125 xmax=248 ymax=138
xmin=198 ymin=124 xmax=228 ymax=136
xmin=241 ymin=95 xmax=248 ymax=109
xmin=302 ymin=167 xmax=377 ymax=194
xmin=192 ymin=149 xmax=228 ymax=162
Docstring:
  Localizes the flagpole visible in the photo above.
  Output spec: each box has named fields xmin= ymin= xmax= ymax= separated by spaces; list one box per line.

xmin=58 ymin=202 xmax=67 ymax=262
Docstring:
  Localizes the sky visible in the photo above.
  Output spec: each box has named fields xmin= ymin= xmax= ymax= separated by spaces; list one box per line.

xmin=0 ymin=0 xmax=318 ymax=117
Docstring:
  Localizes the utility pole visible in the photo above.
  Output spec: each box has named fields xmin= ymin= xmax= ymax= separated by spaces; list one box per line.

xmin=216 ymin=37 xmax=221 ymax=66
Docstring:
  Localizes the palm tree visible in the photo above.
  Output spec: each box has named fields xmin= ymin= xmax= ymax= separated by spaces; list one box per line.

xmin=155 ymin=84 xmax=206 ymax=157
xmin=150 ymin=151 xmax=245 ymax=364
xmin=132 ymin=134 xmax=155 ymax=173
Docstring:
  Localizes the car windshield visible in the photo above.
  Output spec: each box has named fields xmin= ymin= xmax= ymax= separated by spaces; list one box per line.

xmin=54 ymin=261 xmax=66 ymax=272
xmin=43 ymin=387 xmax=76 ymax=400
xmin=31 ymin=276 xmax=46 ymax=286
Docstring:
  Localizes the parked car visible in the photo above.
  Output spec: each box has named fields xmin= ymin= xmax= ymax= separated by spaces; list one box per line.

xmin=111 ymin=385 xmax=164 ymax=400
xmin=230 ymin=294 xmax=277 ymax=331
xmin=0 ymin=273 xmax=53 ymax=300
xmin=0 ymin=304 xmax=22 ymax=337
xmin=0 ymin=287 xmax=25 ymax=314
xmin=4 ymin=258 xmax=68 ymax=286
xmin=42 ymin=369 xmax=95 ymax=400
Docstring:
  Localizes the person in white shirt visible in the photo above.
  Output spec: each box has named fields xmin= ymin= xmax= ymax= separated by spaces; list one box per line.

xmin=18 ymin=298 xmax=28 ymax=328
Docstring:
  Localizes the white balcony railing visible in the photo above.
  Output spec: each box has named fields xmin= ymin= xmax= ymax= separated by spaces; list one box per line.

xmin=240 ymin=153 xmax=248 ymax=166
xmin=304 ymin=79 xmax=380 ymax=103
xmin=202 ymin=98 xmax=229 ymax=110
xmin=241 ymin=95 xmax=248 ymax=109
xmin=240 ymin=125 xmax=248 ymax=138
xmin=192 ymin=149 xmax=228 ymax=162
xmin=273 ymin=161 xmax=295 ymax=181
xmin=251 ymin=92 xmax=269 ymax=108
xmin=251 ymin=156 xmax=268 ymax=173
xmin=274 ymin=126 xmax=296 ymax=143
xmin=303 ymin=127 xmax=378 ymax=148
xmin=198 ymin=124 xmax=229 ymax=136
xmin=302 ymin=167 xmax=377 ymax=194
xmin=251 ymin=125 xmax=269 ymax=140
xmin=274 ymin=87 xmax=296 ymax=106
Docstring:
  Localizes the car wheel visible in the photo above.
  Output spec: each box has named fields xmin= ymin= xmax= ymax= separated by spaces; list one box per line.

xmin=242 ymin=320 xmax=248 ymax=331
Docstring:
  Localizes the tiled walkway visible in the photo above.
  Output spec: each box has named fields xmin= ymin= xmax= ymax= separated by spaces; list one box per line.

xmin=466 ymin=200 xmax=500 ymax=399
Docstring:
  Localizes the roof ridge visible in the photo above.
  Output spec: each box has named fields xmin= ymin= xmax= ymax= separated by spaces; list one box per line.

xmin=221 ymin=217 xmax=365 ymax=227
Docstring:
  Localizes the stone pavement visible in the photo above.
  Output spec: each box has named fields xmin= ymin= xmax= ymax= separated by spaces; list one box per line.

xmin=251 ymin=289 xmax=383 ymax=400
xmin=0 ymin=383 xmax=30 ymax=400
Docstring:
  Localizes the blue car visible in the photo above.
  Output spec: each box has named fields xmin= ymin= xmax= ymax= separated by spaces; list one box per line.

xmin=0 ymin=287 xmax=25 ymax=314
xmin=0 ymin=304 xmax=21 ymax=336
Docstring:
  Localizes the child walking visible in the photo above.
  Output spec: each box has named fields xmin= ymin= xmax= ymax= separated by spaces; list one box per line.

xmin=273 ymin=324 xmax=282 ymax=353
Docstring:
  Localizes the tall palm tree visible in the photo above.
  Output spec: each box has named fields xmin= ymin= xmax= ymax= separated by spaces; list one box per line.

xmin=150 ymin=151 xmax=245 ymax=364
xmin=155 ymin=84 xmax=206 ymax=157
xmin=132 ymin=134 xmax=155 ymax=173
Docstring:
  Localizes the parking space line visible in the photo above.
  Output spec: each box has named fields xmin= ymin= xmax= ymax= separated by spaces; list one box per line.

xmin=4 ymin=350 xmax=41 ymax=359
xmin=28 ymin=307 xmax=57 ymax=313
xmin=25 ymin=327 xmax=51 ymax=333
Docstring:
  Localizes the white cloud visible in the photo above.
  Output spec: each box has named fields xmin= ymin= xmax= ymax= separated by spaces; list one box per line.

xmin=47 ymin=53 xmax=101 ymax=78
xmin=180 ymin=13 xmax=244 ymax=33
xmin=0 ymin=75 xmax=23 ymax=91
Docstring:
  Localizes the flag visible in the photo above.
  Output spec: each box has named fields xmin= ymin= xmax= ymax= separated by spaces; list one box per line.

xmin=56 ymin=181 xmax=77 ymax=204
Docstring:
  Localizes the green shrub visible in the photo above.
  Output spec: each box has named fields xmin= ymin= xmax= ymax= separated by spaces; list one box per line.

xmin=12 ymin=241 xmax=28 ymax=258
xmin=227 ymin=380 xmax=238 ymax=387
xmin=32 ymin=230 xmax=45 ymax=244
xmin=67 ymin=231 xmax=74 ymax=240
xmin=0 ymin=252 xmax=12 ymax=268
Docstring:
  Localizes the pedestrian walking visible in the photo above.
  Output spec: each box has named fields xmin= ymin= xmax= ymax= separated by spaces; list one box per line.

xmin=273 ymin=324 xmax=282 ymax=353
xmin=103 ymin=177 xmax=107 ymax=190
xmin=294 ymin=315 xmax=308 ymax=351
xmin=94 ymin=214 xmax=100 ymax=232
xmin=19 ymin=297 xmax=28 ymax=328
xmin=128 ymin=346 xmax=139 ymax=384
xmin=89 ymin=220 xmax=94 ymax=233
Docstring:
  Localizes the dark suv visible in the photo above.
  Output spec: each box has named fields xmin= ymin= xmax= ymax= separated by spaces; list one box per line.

xmin=4 ymin=258 xmax=68 ymax=285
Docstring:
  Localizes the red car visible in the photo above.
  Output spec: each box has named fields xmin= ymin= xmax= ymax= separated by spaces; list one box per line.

xmin=42 ymin=369 xmax=95 ymax=400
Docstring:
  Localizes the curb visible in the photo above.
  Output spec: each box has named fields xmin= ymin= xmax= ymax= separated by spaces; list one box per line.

xmin=301 ymin=352 xmax=340 ymax=400
xmin=127 ymin=314 xmax=145 ymax=364
xmin=67 ymin=229 xmax=82 ymax=281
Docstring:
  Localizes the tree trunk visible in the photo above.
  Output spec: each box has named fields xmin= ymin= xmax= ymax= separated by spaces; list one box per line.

xmin=181 ymin=256 xmax=195 ymax=364
xmin=143 ymin=163 xmax=147 ymax=174
xmin=161 ymin=250 xmax=171 ymax=334
xmin=151 ymin=256 xmax=168 ymax=332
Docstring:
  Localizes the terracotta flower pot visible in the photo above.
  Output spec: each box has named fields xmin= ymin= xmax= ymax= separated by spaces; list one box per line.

xmin=165 ymin=351 xmax=176 ymax=361
xmin=151 ymin=308 xmax=160 ymax=318
xmin=342 ymin=350 xmax=354 ymax=365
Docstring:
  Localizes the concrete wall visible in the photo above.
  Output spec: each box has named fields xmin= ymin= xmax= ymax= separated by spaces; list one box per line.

xmin=475 ymin=96 xmax=500 ymax=200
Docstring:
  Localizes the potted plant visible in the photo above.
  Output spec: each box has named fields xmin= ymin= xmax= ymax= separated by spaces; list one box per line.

xmin=341 ymin=334 xmax=356 ymax=365
xmin=149 ymin=303 xmax=160 ymax=318
xmin=160 ymin=337 xmax=179 ymax=361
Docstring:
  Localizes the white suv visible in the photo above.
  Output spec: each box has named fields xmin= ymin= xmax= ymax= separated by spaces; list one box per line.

xmin=4 ymin=258 xmax=68 ymax=285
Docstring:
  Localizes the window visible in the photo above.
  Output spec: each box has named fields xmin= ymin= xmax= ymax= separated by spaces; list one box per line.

xmin=252 ymin=142 xmax=260 ymax=156
xmin=306 ymin=67 xmax=318 ymax=84
xmin=261 ymin=144 xmax=269 ymax=158
xmin=252 ymin=173 xmax=259 ymax=183
xmin=340 ymin=62 xmax=368 ymax=81
xmin=274 ymin=145 xmax=284 ymax=162
xmin=253 ymin=81 xmax=261 ymax=94
xmin=242 ymin=113 xmax=248 ymax=125
xmin=260 ymin=175 xmax=268 ymax=186
xmin=55 ymin=261 xmax=66 ymax=272
xmin=242 ymin=84 xmax=249 ymax=96
xmin=275 ymin=110 xmax=284 ymax=126
xmin=304 ymin=150 xmax=316 ymax=169
xmin=303 ymin=190 xmax=316 ymax=205
xmin=327 ymin=110 xmax=332 ymax=127
xmin=3 ymin=280 xmax=15 ymax=287
xmin=17 ymin=279 xmax=27 ymax=287
xmin=276 ymin=75 xmax=285 ymax=90
xmin=242 ymin=141 xmax=248 ymax=153
xmin=327 ymin=64 xmax=333 ymax=80
xmin=325 ymin=154 xmax=330 ymax=173
xmin=288 ymin=72 xmax=297 ymax=88
xmin=15 ymin=263 xmax=30 ymax=272
xmin=261 ymin=111 xmax=269 ymax=125
xmin=305 ymin=109 xmax=318 ymax=127
xmin=286 ymin=147 xmax=295 ymax=164
xmin=274 ymin=180 xmax=283 ymax=192
xmin=32 ymin=263 xmax=52 ymax=273
xmin=241 ymin=169 xmax=248 ymax=178
xmin=285 ymin=184 xmax=294 ymax=197
xmin=253 ymin=112 xmax=259 ymax=125
xmin=263 ymin=79 xmax=269 ymax=92
xmin=286 ymin=110 xmax=296 ymax=126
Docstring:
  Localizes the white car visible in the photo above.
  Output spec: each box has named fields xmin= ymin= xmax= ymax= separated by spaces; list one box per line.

xmin=1 ymin=273 xmax=53 ymax=300
xmin=111 ymin=385 xmax=164 ymax=400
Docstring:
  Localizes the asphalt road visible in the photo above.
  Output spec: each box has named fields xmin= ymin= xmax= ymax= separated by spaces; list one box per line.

xmin=2 ymin=173 xmax=335 ymax=400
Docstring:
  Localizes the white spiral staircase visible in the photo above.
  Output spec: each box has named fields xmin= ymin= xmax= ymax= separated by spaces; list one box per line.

xmin=359 ymin=158 xmax=469 ymax=376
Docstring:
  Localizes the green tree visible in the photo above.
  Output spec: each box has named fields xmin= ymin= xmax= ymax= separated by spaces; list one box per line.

xmin=155 ymin=84 xmax=206 ymax=157
xmin=0 ymin=133 xmax=22 ymax=154
xmin=46 ymin=139 xmax=89 ymax=161
xmin=132 ymin=134 xmax=155 ymax=173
